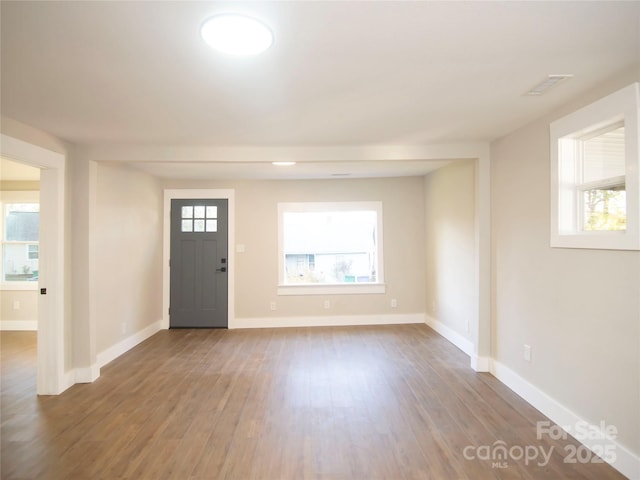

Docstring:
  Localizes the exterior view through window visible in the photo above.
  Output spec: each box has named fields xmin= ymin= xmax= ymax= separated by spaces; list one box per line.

xmin=550 ymin=82 xmax=639 ymax=250
xmin=281 ymin=203 xmax=381 ymax=286
xmin=2 ymin=203 xmax=39 ymax=282
xmin=579 ymin=124 xmax=626 ymax=231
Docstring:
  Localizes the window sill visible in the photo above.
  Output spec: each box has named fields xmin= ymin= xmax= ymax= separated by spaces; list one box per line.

xmin=1 ymin=282 xmax=38 ymax=291
xmin=277 ymin=283 xmax=386 ymax=296
xmin=551 ymin=230 xmax=639 ymax=250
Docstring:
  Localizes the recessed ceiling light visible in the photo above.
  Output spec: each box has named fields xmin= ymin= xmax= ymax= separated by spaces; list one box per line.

xmin=272 ymin=161 xmax=296 ymax=166
xmin=525 ymin=74 xmax=573 ymax=96
xmin=201 ymin=14 xmax=273 ymax=56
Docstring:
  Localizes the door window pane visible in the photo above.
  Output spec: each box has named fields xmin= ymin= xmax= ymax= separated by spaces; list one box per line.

xmin=181 ymin=219 xmax=193 ymax=232
xmin=180 ymin=204 xmax=218 ymax=233
xmin=181 ymin=206 xmax=193 ymax=218
xmin=194 ymin=206 xmax=205 ymax=219
xmin=205 ymin=220 xmax=217 ymax=232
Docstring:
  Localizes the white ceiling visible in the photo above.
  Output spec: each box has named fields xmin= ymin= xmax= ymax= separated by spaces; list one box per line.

xmin=2 ymin=1 xmax=639 ymax=180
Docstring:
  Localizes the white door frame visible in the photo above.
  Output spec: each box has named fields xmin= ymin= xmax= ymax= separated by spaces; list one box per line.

xmin=1 ymin=134 xmax=67 ymax=395
xmin=162 ymin=189 xmax=235 ymax=329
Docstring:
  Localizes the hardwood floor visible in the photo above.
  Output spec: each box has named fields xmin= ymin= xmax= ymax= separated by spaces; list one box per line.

xmin=1 ymin=325 xmax=626 ymax=479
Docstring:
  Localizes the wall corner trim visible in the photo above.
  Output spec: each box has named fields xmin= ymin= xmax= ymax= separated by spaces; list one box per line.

xmin=74 ymin=364 xmax=100 ymax=384
xmin=490 ymin=359 xmax=640 ymax=479
xmin=96 ymin=319 xmax=163 ymax=369
xmin=470 ymin=355 xmax=491 ymax=372
xmin=61 ymin=371 xmax=75 ymax=394
xmin=425 ymin=314 xmax=474 ymax=357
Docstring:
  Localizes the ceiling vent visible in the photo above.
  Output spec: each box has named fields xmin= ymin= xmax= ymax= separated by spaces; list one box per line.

xmin=525 ymin=74 xmax=573 ymax=96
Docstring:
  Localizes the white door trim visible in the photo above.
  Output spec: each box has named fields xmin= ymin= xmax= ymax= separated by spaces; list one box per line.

xmin=1 ymin=134 xmax=67 ymax=395
xmin=162 ymin=189 xmax=235 ymax=329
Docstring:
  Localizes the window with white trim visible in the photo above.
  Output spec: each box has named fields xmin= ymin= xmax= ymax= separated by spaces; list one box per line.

xmin=551 ymin=83 xmax=640 ymax=250
xmin=1 ymin=203 xmax=40 ymax=286
xmin=277 ymin=202 xmax=385 ymax=295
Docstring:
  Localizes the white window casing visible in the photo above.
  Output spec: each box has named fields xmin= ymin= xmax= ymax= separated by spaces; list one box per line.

xmin=277 ymin=201 xmax=385 ymax=295
xmin=1 ymin=199 xmax=40 ymax=291
xmin=550 ymin=82 xmax=640 ymax=250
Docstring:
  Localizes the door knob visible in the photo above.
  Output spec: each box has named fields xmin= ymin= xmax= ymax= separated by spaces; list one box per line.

xmin=216 ymin=267 xmax=227 ymax=272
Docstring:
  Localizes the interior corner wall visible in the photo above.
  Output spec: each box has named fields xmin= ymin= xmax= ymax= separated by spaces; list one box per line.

xmin=161 ymin=176 xmax=426 ymax=323
xmin=490 ymin=70 xmax=640 ymax=460
xmin=94 ymin=163 xmax=163 ymax=355
xmin=68 ymin=152 xmax=97 ymax=375
xmin=423 ymin=160 xmax=476 ymax=342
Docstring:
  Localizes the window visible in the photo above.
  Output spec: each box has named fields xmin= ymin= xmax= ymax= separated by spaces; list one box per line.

xmin=278 ymin=202 xmax=385 ymax=295
xmin=1 ymin=203 xmax=39 ymax=285
xmin=181 ymin=205 xmax=218 ymax=232
xmin=551 ymin=83 xmax=640 ymax=250
xmin=579 ymin=124 xmax=626 ymax=231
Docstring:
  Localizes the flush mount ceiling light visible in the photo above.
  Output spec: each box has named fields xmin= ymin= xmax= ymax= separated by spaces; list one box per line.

xmin=272 ymin=161 xmax=296 ymax=166
xmin=201 ymin=14 xmax=273 ymax=56
xmin=525 ymin=74 xmax=573 ymax=96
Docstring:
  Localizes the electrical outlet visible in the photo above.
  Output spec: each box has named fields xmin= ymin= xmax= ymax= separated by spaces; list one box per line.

xmin=121 ymin=322 xmax=127 ymax=335
xmin=391 ymin=298 xmax=397 ymax=308
xmin=523 ymin=344 xmax=532 ymax=362
xmin=270 ymin=301 xmax=277 ymax=311
xmin=431 ymin=300 xmax=437 ymax=314
xmin=12 ymin=300 xmax=20 ymax=310
xmin=323 ymin=300 xmax=330 ymax=309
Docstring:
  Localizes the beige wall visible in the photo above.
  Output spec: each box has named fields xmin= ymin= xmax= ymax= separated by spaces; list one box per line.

xmin=95 ymin=163 xmax=163 ymax=353
xmin=424 ymin=160 xmax=476 ymax=340
xmin=163 ymin=176 xmax=426 ymax=320
xmin=0 ymin=181 xmax=40 ymax=191
xmin=490 ymin=70 xmax=640 ymax=456
xmin=0 ymin=290 xmax=38 ymax=324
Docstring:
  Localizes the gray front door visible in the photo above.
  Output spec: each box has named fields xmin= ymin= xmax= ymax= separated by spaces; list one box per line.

xmin=170 ymin=199 xmax=228 ymax=328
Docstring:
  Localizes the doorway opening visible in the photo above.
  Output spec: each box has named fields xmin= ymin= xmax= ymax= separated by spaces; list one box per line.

xmin=1 ymin=135 xmax=66 ymax=395
xmin=162 ymin=189 xmax=235 ymax=330
xmin=169 ymin=198 xmax=228 ymax=328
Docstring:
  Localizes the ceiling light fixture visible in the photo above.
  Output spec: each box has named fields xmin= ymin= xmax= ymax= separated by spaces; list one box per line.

xmin=272 ymin=161 xmax=296 ymax=166
xmin=525 ymin=74 xmax=573 ymax=96
xmin=201 ymin=14 xmax=273 ymax=56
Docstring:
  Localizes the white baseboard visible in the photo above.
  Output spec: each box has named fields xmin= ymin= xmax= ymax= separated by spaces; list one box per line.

xmin=74 ymin=364 xmax=100 ymax=383
xmin=232 ymin=313 xmax=425 ymax=329
xmin=97 ymin=320 xmax=163 ymax=369
xmin=61 ymin=370 xmax=76 ymax=393
xmin=470 ymin=355 xmax=490 ymax=372
xmin=425 ymin=314 xmax=473 ymax=356
xmin=0 ymin=320 xmax=37 ymax=331
xmin=491 ymin=360 xmax=640 ymax=480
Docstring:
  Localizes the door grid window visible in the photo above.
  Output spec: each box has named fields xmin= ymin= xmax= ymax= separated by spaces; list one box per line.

xmin=181 ymin=205 xmax=218 ymax=233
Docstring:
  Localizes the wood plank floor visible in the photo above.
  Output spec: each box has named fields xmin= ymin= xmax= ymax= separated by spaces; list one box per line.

xmin=1 ymin=325 xmax=626 ymax=479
